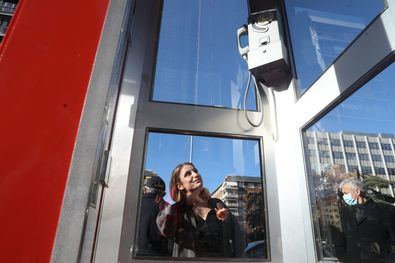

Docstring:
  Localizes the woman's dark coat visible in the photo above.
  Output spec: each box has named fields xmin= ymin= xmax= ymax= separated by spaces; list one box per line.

xmin=157 ymin=198 xmax=245 ymax=258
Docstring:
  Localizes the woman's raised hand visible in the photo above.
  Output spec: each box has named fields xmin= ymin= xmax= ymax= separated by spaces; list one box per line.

xmin=215 ymin=207 xmax=229 ymax=221
xmin=186 ymin=187 xmax=210 ymax=206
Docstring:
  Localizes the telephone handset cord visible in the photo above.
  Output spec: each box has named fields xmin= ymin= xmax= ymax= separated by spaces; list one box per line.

xmin=243 ymin=71 xmax=263 ymax=127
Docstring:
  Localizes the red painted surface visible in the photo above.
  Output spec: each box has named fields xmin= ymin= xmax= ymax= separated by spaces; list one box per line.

xmin=0 ymin=0 xmax=109 ymax=261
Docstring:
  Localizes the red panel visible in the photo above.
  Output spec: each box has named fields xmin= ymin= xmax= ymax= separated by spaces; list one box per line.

xmin=0 ymin=0 xmax=109 ymax=261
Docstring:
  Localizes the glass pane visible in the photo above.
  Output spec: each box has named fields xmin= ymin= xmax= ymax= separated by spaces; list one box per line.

xmin=285 ymin=0 xmax=385 ymax=94
xmin=303 ymin=63 xmax=395 ymax=261
xmin=152 ymin=0 xmax=256 ymax=110
xmin=135 ymin=132 xmax=267 ymax=259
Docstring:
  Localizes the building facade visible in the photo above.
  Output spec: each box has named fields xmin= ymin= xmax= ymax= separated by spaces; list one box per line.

xmin=211 ymin=175 xmax=263 ymax=222
xmin=305 ymin=130 xmax=395 ymax=196
xmin=211 ymin=175 xmax=266 ymax=255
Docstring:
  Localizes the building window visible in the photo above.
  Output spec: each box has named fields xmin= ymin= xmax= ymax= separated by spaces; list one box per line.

xmin=303 ymin=62 xmax=395 ymax=261
xmin=369 ymin=142 xmax=380 ymax=149
xmin=333 ymin=151 xmax=343 ymax=159
xmin=319 ymin=150 xmax=330 ymax=158
xmin=374 ymin=167 xmax=386 ymax=175
xmin=284 ymin=0 xmax=385 ymax=94
xmin=388 ymin=168 xmax=395 ymax=175
xmin=330 ymin=139 xmax=341 ymax=146
xmin=381 ymin=143 xmax=392 ymax=151
xmin=361 ymin=166 xmax=373 ymax=175
xmin=317 ymin=137 xmax=328 ymax=146
xmin=356 ymin=141 xmax=367 ymax=148
xmin=385 ymin=155 xmax=395 ymax=163
xmin=371 ymin=154 xmax=382 ymax=162
xmin=359 ymin=153 xmax=370 ymax=161
xmin=343 ymin=140 xmax=354 ymax=147
xmin=345 ymin=152 xmax=356 ymax=160
xmin=135 ymin=132 xmax=267 ymax=259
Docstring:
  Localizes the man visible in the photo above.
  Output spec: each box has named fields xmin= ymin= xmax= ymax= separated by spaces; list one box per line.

xmin=136 ymin=175 xmax=171 ymax=256
xmin=338 ymin=177 xmax=395 ymax=262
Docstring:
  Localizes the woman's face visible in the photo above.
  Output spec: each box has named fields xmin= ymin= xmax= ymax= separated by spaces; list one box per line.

xmin=177 ymin=164 xmax=203 ymax=196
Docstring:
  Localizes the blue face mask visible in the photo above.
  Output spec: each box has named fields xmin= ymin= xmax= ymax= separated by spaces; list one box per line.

xmin=343 ymin=193 xmax=357 ymax=206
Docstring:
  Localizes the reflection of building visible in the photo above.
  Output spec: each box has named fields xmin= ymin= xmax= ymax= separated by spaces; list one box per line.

xmin=317 ymin=196 xmax=341 ymax=229
xmin=211 ymin=175 xmax=262 ymax=221
xmin=307 ymin=11 xmax=362 ymax=70
xmin=305 ymin=131 xmax=395 ymax=197
xmin=211 ymin=175 xmax=265 ymax=245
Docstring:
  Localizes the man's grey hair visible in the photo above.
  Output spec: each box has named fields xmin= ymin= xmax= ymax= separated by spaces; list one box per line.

xmin=339 ymin=177 xmax=365 ymax=192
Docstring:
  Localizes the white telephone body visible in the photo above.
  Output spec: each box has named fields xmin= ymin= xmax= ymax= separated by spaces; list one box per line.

xmin=237 ymin=9 xmax=289 ymax=86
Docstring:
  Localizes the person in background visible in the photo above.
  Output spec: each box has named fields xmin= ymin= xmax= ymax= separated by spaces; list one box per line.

xmin=156 ymin=162 xmax=245 ymax=258
xmin=136 ymin=175 xmax=171 ymax=256
xmin=338 ymin=177 xmax=395 ymax=262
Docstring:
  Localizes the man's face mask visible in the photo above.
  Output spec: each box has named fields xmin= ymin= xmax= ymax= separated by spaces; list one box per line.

xmin=343 ymin=193 xmax=357 ymax=206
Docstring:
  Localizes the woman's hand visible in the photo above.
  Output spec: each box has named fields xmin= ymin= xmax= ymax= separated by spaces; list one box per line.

xmin=186 ymin=187 xmax=210 ymax=206
xmin=215 ymin=202 xmax=229 ymax=221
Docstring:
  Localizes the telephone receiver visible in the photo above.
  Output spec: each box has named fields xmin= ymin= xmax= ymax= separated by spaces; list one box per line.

xmin=236 ymin=10 xmax=276 ymax=59
xmin=237 ymin=25 xmax=249 ymax=59
xmin=236 ymin=9 xmax=289 ymax=86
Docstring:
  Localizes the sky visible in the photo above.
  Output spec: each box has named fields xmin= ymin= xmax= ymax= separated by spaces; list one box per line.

xmin=309 ymin=63 xmax=395 ymax=135
xmin=285 ymin=0 xmax=385 ymax=94
xmin=152 ymin=0 xmax=257 ymax=110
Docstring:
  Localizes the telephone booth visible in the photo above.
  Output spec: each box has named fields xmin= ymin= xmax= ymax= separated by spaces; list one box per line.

xmin=2 ymin=0 xmax=395 ymax=262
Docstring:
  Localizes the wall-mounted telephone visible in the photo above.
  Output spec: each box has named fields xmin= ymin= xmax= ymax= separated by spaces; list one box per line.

xmin=237 ymin=9 xmax=289 ymax=86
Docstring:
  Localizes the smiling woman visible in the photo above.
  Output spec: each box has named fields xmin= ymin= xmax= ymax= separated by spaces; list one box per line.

xmin=171 ymin=163 xmax=204 ymax=201
xmin=132 ymin=131 xmax=268 ymax=260
xmin=156 ymin=162 xmax=245 ymax=258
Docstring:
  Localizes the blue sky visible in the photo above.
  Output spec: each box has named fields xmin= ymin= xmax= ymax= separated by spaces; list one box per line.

xmin=310 ymin=63 xmax=395 ymax=135
xmin=152 ymin=0 xmax=256 ymax=110
xmin=285 ymin=0 xmax=385 ymax=93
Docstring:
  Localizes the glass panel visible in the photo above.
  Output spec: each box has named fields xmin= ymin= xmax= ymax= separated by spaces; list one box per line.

xmin=152 ymin=0 xmax=256 ymax=110
xmin=303 ymin=63 xmax=395 ymax=261
xmin=135 ymin=132 xmax=267 ymax=259
xmin=285 ymin=0 xmax=385 ymax=94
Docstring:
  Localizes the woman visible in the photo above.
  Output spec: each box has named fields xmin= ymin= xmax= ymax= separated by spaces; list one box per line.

xmin=156 ymin=162 xmax=245 ymax=258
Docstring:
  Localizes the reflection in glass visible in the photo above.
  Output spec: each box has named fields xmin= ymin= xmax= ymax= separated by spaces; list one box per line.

xmin=304 ymin=63 xmax=395 ymax=261
xmin=135 ymin=132 xmax=267 ymax=259
xmin=152 ymin=0 xmax=256 ymax=110
xmin=285 ymin=0 xmax=385 ymax=94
